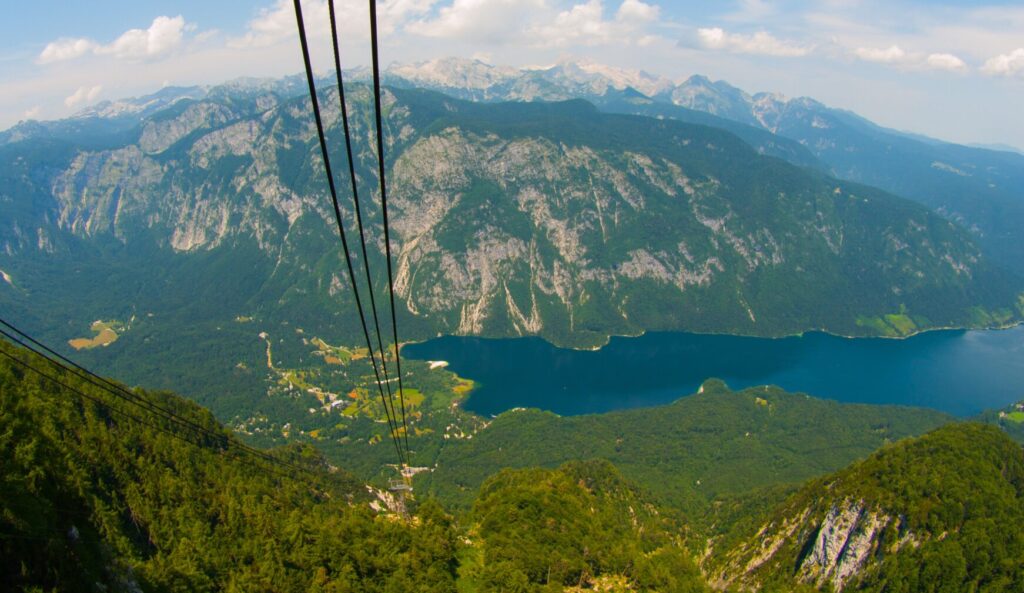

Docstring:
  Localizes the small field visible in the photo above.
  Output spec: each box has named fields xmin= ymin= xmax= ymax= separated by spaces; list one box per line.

xmin=342 ymin=385 xmax=424 ymax=421
xmin=1005 ymin=411 xmax=1024 ymax=423
xmin=310 ymin=337 xmax=376 ymax=365
xmin=69 ymin=320 xmax=121 ymax=350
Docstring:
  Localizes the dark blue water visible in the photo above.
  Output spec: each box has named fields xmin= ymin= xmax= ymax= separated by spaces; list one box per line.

xmin=402 ymin=327 xmax=1024 ymax=417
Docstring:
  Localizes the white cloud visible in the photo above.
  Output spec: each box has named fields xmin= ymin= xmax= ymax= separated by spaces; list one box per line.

xmin=407 ymin=0 xmax=543 ymax=43
xmin=854 ymin=45 xmax=906 ymax=64
xmin=726 ymin=0 xmax=777 ymax=22
xmin=64 ymin=85 xmax=103 ymax=108
xmin=407 ymin=0 xmax=656 ymax=48
xmin=527 ymin=0 xmax=661 ymax=48
xmin=696 ymin=27 xmax=811 ymax=57
xmin=38 ymin=16 xmax=187 ymax=64
xmin=96 ymin=16 xmax=186 ymax=60
xmin=854 ymin=45 xmax=967 ymax=72
xmin=232 ymin=0 xmax=434 ymax=48
xmin=616 ymin=0 xmax=658 ymax=23
xmin=537 ymin=0 xmax=613 ymax=46
xmin=39 ymin=38 xmax=99 ymax=64
xmin=230 ymin=0 xmax=322 ymax=49
xmin=636 ymin=34 xmax=662 ymax=47
xmin=380 ymin=0 xmax=439 ymax=28
xmin=22 ymin=106 xmax=41 ymax=120
xmin=925 ymin=53 xmax=967 ymax=72
xmin=982 ymin=48 xmax=1024 ymax=77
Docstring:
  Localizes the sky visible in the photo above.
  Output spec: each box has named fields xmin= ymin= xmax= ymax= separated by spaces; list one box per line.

xmin=2 ymin=0 xmax=1023 ymax=148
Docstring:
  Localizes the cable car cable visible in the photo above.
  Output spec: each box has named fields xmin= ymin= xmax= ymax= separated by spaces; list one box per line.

xmin=292 ymin=0 xmax=406 ymax=465
xmin=326 ymin=0 xmax=403 ymax=446
xmin=368 ymin=0 xmax=412 ymax=455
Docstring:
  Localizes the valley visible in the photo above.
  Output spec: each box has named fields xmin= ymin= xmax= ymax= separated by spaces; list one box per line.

xmin=5 ymin=337 xmax=1023 ymax=592
xmin=2 ymin=44 xmax=1024 ymax=592
xmin=1 ymin=68 xmax=1022 ymax=513
xmin=1 ymin=76 xmax=1021 ymax=476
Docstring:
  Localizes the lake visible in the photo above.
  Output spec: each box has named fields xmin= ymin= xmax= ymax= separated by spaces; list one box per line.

xmin=402 ymin=327 xmax=1024 ymax=417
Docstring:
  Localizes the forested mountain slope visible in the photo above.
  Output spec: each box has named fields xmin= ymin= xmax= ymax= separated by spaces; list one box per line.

xmin=657 ymin=75 xmax=1024 ymax=275
xmin=4 ymin=336 xmax=1021 ymax=593
xmin=708 ymin=423 xmax=1024 ymax=592
xmin=418 ymin=380 xmax=951 ymax=517
xmin=0 ymin=338 xmax=705 ymax=592
xmin=0 ymin=339 xmax=459 ymax=593
xmin=463 ymin=461 xmax=709 ymax=592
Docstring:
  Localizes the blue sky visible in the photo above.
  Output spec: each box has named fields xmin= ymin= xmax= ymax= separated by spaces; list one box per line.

xmin=2 ymin=0 xmax=1023 ymax=148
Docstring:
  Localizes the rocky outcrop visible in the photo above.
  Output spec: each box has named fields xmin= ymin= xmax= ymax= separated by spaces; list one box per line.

xmin=798 ymin=500 xmax=890 ymax=590
xmin=712 ymin=498 xmax=901 ymax=592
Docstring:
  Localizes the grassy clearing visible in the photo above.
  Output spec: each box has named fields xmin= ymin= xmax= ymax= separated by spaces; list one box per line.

xmin=311 ymin=337 xmax=354 ymax=364
xmin=278 ymin=370 xmax=315 ymax=392
xmin=883 ymin=313 xmax=917 ymax=335
xmin=342 ymin=385 xmax=427 ymax=422
xmin=856 ymin=315 xmax=898 ymax=337
xmin=1006 ymin=411 xmax=1024 ymax=424
xmin=856 ymin=309 xmax=920 ymax=337
xmin=431 ymin=377 xmax=476 ymax=411
xmin=68 ymin=320 xmax=121 ymax=350
xmin=401 ymin=388 xmax=425 ymax=409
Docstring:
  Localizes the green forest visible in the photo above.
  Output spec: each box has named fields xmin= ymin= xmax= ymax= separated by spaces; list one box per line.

xmin=4 ymin=337 xmax=1024 ymax=592
xmin=0 ymin=339 xmax=458 ymax=592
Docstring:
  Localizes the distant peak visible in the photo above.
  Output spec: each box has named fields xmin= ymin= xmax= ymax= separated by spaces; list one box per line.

xmin=698 ymin=378 xmax=730 ymax=393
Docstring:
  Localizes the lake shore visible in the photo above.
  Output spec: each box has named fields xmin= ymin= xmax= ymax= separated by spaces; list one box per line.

xmin=403 ymin=325 xmax=1024 ymax=418
xmin=401 ymin=319 xmax=1024 ymax=355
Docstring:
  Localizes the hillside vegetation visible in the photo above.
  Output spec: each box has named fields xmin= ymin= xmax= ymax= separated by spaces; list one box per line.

xmin=709 ymin=423 xmax=1024 ymax=592
xmin=463 ymin=461 xmax=708 ymax=592
xmin=3 ymin=338 xmax=1023 ymax=592
xmin=0 ymin=340 xmax=459 ymax=592
xmin=418 ymin=380 xmax=951 ymax=517
xmin=0 ymin=338 xmax=708 ymax=593
xmin=379 ymin=57 xmax=1024 ymax=276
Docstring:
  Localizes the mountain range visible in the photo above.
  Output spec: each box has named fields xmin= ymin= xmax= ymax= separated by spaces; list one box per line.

xmin=378 ymin=58 xmax=1024 ymax=276
xmin=1 ymin=69 xmax=1020 ymax=364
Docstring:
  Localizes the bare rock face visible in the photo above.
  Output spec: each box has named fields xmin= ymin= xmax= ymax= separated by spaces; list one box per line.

xmin=709 ymin=496 xmax=923 ymax=592
xmin=798 ymin=500 xmax=890 ymax=590
xmin=139 ymin=103 xmax=234 ymax=154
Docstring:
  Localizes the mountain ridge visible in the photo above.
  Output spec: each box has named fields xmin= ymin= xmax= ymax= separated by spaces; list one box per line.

xmin=371 ymin=57 xmax=1024 ymax=275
